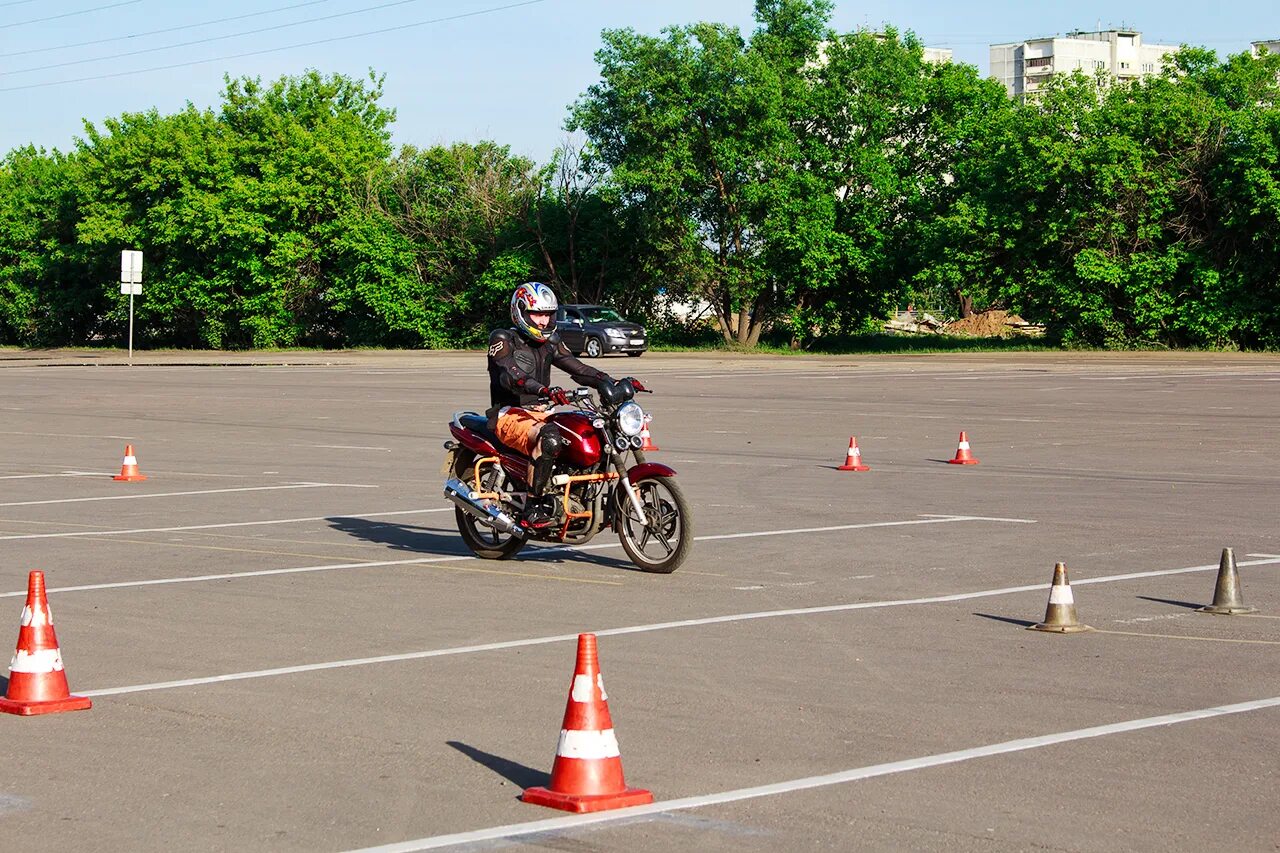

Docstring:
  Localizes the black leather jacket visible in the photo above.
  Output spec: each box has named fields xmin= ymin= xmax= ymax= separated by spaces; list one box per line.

xmin=486 ymin=329 xmax=610 ymax=420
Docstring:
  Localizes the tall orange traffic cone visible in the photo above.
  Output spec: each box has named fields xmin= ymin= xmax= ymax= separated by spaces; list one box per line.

xmin=0 ymin=571 xmax=92 ymax=715
xmin=638 ymin=416 xmax=660 ymax=452
xmin=522 ymin=634 xmax=653 ymax=813
xmin=1027 ymin=562 xmax=1091 ymax=634
xmin=837 ymin=437 xmax=870 ymax=471
xmin=113 ymin=444 xmax=147 ymax=481
xmin=947 ymin=431 xmax=979 ymax=465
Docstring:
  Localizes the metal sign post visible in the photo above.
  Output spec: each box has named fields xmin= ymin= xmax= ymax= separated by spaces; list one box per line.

xmin=119 ymin=250 xmax=143 ymax=361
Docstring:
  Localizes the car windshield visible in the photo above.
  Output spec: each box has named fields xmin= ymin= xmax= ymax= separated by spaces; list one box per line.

xmin=582 ymin=307 xmax=625 ymax=323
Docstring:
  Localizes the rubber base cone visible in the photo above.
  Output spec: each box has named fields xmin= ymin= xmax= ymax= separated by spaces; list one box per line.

xmin=837 ymin=437 xmax=870 ymax=471
xmin=638 ymin=417 xmax=660 ymax=452
xmin=0 ymin=571 xmax=92 ymax=716
xmin=948 ymin=431 xmax=979 ymax=465
xmin=522 ymin=634 xmax=653 ymax=813
xmin=113 ymin=444 xmax=147 ymax=481
xmin=1199 ymin=548 xmax=1257 ymax=615
xmin=1028 ymin=562 xmax=1092 ymax=633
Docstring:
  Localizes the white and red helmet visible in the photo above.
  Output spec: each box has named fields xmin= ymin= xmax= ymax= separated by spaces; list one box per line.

xmin=510 ymin=281 xmax=559 ymax=343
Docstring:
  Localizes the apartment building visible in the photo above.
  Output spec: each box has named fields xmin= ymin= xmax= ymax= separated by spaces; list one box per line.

xmin=922 ymin=46 xmax=954 ymax=64
xmin=990 ymin=29 xmax=1179 ymax=98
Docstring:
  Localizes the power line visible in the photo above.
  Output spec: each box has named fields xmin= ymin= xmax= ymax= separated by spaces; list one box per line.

xmin=3 ymin=0 xmax=432 ymax=75
xmin=0 ymin=0 xmax=340 ymax=59
xmin=0 ymin=0 xmax=549 ymax=93
xmin=1 ymin=0 xmax=142 ymax=30
xmin=0 ymin=0 xmax=45 ymax=7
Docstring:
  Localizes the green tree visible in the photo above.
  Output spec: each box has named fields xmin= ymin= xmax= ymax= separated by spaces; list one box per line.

xmin=72 ymin=69 xmax=395 ymax=347
xmin=570 ymin=4 xmax=826 ymax=344
xmin=790 ymin=27 xmax=1011 ymax=341
xmin=353 ymin=140 xmax=539 ymax=346
xmin=0 ymin=146 xmax=80 ymax=343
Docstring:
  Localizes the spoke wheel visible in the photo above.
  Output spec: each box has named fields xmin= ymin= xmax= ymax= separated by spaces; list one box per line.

xmin=616 ymin=477 xmax=691 ymax=574
xmin=453 ymin=451 xmax=525 ymax=560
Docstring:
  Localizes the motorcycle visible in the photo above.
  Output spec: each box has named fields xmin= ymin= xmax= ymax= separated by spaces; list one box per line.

xmin=441 ymin=380 xmax=691 ymax=574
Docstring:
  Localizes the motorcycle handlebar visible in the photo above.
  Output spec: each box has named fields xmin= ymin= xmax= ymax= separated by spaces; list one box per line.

xmin=537 ymin=387 xmax=593 ymax=404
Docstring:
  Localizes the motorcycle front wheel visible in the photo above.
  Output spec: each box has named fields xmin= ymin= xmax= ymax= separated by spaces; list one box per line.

xmin=616 ymin=476 xmax=692 ymax=574
xmin=453 ymin=450 xmax=526 ymax=560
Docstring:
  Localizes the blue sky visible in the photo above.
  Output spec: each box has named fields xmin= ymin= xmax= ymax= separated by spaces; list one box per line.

xmin=0 ymin=0 xmax=1274 ymax=163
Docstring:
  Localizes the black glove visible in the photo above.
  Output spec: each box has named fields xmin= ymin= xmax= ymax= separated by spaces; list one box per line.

xmin=622 ymin=376 xmax=649 ymax=392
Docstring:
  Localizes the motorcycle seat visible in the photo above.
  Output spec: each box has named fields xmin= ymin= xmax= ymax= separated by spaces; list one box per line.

xmin=457 ymin=412 xmax=524 ymax=457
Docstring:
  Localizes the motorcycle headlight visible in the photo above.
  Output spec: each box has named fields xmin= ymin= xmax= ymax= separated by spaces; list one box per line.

xmin=616 ymin=402 xmax=645 ymax=437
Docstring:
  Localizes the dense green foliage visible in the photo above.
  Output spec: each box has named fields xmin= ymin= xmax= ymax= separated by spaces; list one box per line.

xmin=1 ymin=3 xmax=1278 ymax=349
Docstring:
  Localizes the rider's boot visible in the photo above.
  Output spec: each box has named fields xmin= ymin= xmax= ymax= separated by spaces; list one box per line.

xmin=521 ymin=450 xmax=562 ymax=528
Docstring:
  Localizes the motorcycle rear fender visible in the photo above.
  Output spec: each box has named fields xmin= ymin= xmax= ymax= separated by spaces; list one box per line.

xmin=626 ymin=461 xmax=677 ymax=483
xmin=449 ymin=421 xmax=499 ymax=457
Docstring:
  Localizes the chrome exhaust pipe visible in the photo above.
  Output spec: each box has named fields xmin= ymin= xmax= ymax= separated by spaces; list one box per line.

xmin=443 ymin=477 xmax=524 ymax=537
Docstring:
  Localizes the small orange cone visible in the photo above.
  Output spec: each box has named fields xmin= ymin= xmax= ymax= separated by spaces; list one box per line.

xmin=947 ymin=431 xmax=979 ymax=465
xmin=1027 ymin=562 xmax=1091 ymax=634
xmin=522 ymin=634 xmax=653 ymax=813
xmin=638 ymin=416 xmax=660 ymax=452
xmin=837 ymin=437 xmax=870 ymax=471
xmin=113 ymin=444 xmax=147 ymax=481
xmin=0 ymin=571 xmax=92 ymax=716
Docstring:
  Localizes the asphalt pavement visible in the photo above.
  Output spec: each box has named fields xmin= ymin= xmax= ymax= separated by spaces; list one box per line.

xmin=0 ymin=349 xmax=1277 ymax=852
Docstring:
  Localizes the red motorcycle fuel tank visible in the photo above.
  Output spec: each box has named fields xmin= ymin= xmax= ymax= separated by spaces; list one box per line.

xmin=548 ymin=411 xmax=603 ymax=467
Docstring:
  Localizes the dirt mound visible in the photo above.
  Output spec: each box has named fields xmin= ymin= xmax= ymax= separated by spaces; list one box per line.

xmin=945 ymin=310 xmax=1023 ymax=337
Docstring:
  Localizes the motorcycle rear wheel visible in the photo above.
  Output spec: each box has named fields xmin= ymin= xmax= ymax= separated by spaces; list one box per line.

xmin=616 ymin=476 xmax=691 ymax=574
xmin=454 ymin=450 xmax=526 ymax=560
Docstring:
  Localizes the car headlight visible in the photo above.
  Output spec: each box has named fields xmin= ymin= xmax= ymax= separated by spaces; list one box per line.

xmin=604 ymin=327 xmax=626 ymax=339
xmin=616 ymin=402 xmax=645 ymax=437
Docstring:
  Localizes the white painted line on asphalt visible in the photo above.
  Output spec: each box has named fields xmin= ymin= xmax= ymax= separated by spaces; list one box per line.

xmin=345 ymin=695 xmax=1280 ymax=852
xmin=4 ymin=515 xmax=1025 ymax=598
xmin=693 ymin=515 xmax=1034 ymax=541
xmin=0 ymin=482 xmax=378 ymax=507
xmin=0 ymin=508 xmax=448 ymax=541
xmin=0 ymin=471 xmax=109 ymax=480
xmin=0 ymin=430 xmax=134 ymax=440
xmin=8 ymin=556 xmax=477 ymax=600
xmin=917 ymin=514 xmax=1039 ymax=524
xmin=77 ymin=556 xmax=1280 ymax=698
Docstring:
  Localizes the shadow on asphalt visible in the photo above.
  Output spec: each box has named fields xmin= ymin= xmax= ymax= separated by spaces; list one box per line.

xmin=973 ymin=612 xmax=1037 ymax=628
xmin=327 ymin=517 xmax=471 ymax=556
xmin=327 ymin=516 xmax=642 ymax=573
xmin=447 ymin=741 xmax=550 ymax=790
xmin=1136 ymin=595 xmax=1204 ymax=611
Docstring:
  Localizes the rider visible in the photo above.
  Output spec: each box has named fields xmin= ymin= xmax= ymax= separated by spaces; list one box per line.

xmin=488 ymin=282 xmax=631 ymax=527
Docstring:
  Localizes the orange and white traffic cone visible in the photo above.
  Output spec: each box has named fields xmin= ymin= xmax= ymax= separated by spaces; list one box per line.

xmin=837 ymin=437 xmax=870 ymax=471
xmin=112 ymin=444 xmax=147 ymax=481
xmin=638 ymin=416 xmax=660 ymax=452
xmin=522 ymin=634 xmax=653 ymax=813
xmin=947 ymin=431 xmax=979 ymax=465
xmin=0 ymin=571 xmax=92 ymax=716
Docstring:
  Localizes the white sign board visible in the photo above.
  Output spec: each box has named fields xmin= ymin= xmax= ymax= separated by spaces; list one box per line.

xmin=120 ymin=250 xmax=143 ymax=285
xmin=120 ymin=282 xmax=142 ymax=295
